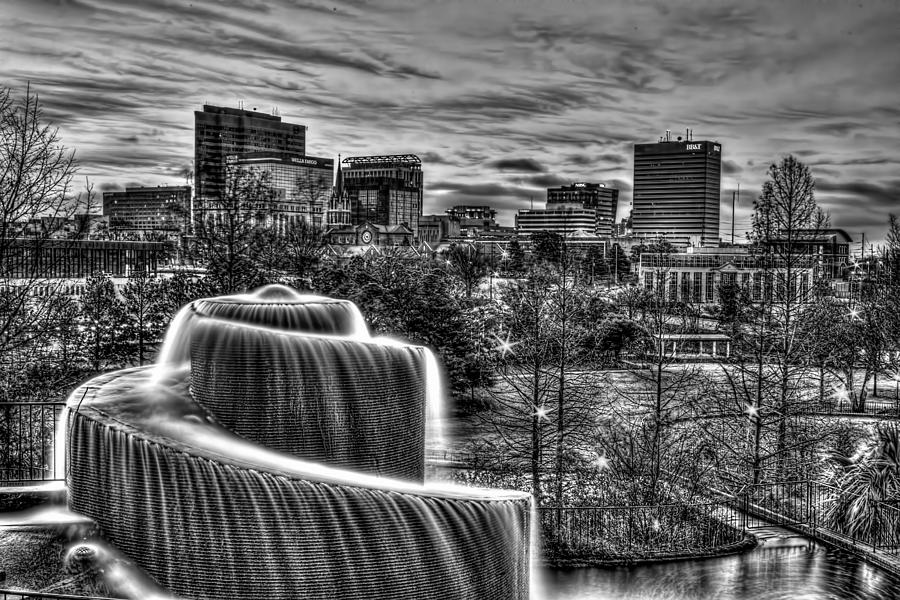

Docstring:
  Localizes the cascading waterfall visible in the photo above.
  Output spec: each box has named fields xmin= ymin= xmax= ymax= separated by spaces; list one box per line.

xmin=64 ymin=284 xmax=531 ymax=599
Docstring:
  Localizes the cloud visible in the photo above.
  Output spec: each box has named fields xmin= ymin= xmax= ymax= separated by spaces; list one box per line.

xmin=99 ymin=182 xmax=123 ymax=192
xmin=816 ymin=179 xmax=900 ymax=210
xmin=722 ymin=160 xmax=743 ymax=175
xmin=597 ymin=153 xmax=628 ymax=165
xmin=520 ymin=174 xmax=570 ymax=188
xmin=609 ymin=178 xmax=632 ymax=192
xmin=488 ymin=158 xmax=546 ymax=172
xmin=565 ymin=153 xmax=594 ymax=166
xmin=429 ymin=181 xmax=526 ymax=197
xmin=804 ymin=121 xmax=867 ymax=137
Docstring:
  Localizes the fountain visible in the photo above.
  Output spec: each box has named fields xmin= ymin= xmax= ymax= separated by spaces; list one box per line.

xmin=63 ymin=285 xmax=532 ymax=599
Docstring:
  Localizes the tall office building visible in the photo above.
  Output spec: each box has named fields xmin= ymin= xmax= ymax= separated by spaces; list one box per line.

xmin=632 ymin=132 xmax=722 ymax=246
xmin=194 ymin=105 xmax=306 ymax=225
xmin=547 ymin=182 xmax=619 ymax=236
xmin=342 ymin=155 xmax=423 ymax=239
xmin=229 ymin=152 xmax=333 ymax=229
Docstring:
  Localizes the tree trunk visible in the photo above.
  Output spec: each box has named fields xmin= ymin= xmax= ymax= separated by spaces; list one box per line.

xmin=532 ymin=413 xmax=542 ymax=506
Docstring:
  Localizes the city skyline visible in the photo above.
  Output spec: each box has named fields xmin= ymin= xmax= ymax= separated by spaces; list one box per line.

xmin=2 ymin=0 xmax=899 ymax=244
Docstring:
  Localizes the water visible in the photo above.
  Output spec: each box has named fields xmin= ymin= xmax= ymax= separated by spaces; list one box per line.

xmin=63 ymin=284 xmax=531 ymax=600
xmin=539 ymin=528 xmax=900 ymax=600
xmin=152 ymin=284 xmax=446 ymax=454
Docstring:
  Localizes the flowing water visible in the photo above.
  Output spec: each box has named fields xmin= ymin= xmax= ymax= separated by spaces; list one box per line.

xmin=539 ymin=527 xmax=900 ymax=600
xmin=62 ymin=285 xmax=531 ymax=599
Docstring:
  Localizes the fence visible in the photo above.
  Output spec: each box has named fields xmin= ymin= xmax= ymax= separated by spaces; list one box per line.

xmin=722 ymin=479 xmax=900 ymax=554
xmin=794 ymin=397 xmax=900 ymax=419
xmin=0 ymin=402 xmax=65 ymax=484
xmin=540 ymin=500 xmax=745 ymax=561
xmin=0 ymin=592 xmax=119 ymax=600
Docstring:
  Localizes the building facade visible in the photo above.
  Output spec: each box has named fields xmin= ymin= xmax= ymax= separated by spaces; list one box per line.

xmin=342 ymin=155 xmax=423 ymax=240
xmin=2 ymin=238 xmax=167 ymax=279
xmin=102 ymin=186 xmax=190 ymax=235
xmin=547 ymin=183 xmax=619 ymax=236
xmin=638 ymin=248 xmax=816 ymax=305
xmin=515 ymin=207 xmax=597 ymax=236
xmin=229 ymin=152 xmax=333 ymax=229
xmin=418 ymin=214 xmax=461 ymax=246
xmin=324 ymin=222 xmax=414 ymax=248
xmin=632 ymin=134 xmax=722 ymax=247
xmin=194 ymin=105 xmax=306 ymax=225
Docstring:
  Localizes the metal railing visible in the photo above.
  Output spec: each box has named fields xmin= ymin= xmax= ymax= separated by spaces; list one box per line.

xmin=0 ymin=402 xmax=65 ymax=485
xmin=794 ymin=397 xmax=900 ymax=419
xmin=712 ymin=478 xmax=900 ymax=555
xmin=0 ymin=592 xmax=118 ymax=600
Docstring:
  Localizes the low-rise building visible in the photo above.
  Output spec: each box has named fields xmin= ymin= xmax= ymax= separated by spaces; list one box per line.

xmin=103 ymin=186 xmax=190 ymax=235
xmin=515 ymin=207 xmax=597 ymax=236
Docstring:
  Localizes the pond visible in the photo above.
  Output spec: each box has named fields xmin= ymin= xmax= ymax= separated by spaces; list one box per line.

xmin=539 ymin=527 xmax=900 ymax=600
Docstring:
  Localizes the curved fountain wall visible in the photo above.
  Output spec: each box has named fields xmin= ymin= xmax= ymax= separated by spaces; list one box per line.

xmin=190 ymin=319 xmax=427 ymax=481
xmin=65 ymin=286 xmax=531 ymax=600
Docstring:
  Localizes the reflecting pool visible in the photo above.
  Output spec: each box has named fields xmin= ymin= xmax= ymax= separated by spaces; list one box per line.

xmin=540 ymin=527 xmax=900 ymax=600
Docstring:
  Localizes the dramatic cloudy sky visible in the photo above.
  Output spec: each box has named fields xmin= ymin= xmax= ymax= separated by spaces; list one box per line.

xmin=2 ymin=0 xmax=899 ymax=245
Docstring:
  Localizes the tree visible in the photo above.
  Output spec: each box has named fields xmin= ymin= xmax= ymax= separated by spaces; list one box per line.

xmin=531 ymin=231 xmax=563 ymax=265
xmin=713 ymin=155 xmax=830 ymax=485
xmin=79 ymin=272 xmax=125 ymax=372
xmin=581 ymin=245 xmax=607 ymax=283
xmin=506 ymin=238 xmax=526 ymax=274
xmin=596 ymin=263 xmax=711 ymax=504
xmin=191 ymin=163 xmax=277 ymax=294
xmin=714 ymin=279 xmax=752 ymax=341
xmin=0 ymin=84 xmax=93 ymax=364
xmin=294 ymin=170 xmax=331 ymax=230
xmin=481 ymin=271 xmax=558 ymax=504
xmin=630 ymin=239 xmax=676 ymax=263
xmin=253 ymin=219 xmax=327 ymax=286
xmin=120 ymin=270 xmax=166 ymax=365
xmin=443 ymin=243 xmax=486 ymax=298
xmin=607 ymin=243 xmax=630 ymax=283
xmin=586 ymin=316 xmax=647 ymax=366
xmin=312 ymin=253 xmax=490 ymax=397
xmin=797 ymin=297 xmax=844 ymax=406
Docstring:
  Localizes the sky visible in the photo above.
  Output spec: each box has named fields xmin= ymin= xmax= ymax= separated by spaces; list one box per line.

xmin=2 ymin=0 xmax=899 ymax=246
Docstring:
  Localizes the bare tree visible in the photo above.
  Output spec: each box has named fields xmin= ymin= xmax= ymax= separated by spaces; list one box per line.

xmin=444 ymin=243 xmax=487 ymax=298
xmin=700 ymin=155 xmax=832 ymax=486
xmin=0 ymin=84 xmax=94 ymax=361
xmin=191 ymin=162 xmax=276 ymax=294
xmin=598 ymin=261 xmax=711 ymax=504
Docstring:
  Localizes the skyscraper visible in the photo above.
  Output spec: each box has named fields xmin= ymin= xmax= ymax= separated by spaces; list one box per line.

xmin=632 ymin=133 xmax=722 ymax=246
xmin=342 ymin=155 xmax=423 ymax=240
xmin=194 ymin=105 xmax=306 ymax=226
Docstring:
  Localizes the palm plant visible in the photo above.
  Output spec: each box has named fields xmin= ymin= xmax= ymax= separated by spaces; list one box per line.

xmin=824 ymin=423 xmax=900 ymax=541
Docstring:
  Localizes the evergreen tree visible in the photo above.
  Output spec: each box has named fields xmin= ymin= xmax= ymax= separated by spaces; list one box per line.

xmin=79 ymin=272 xmax=125 ymax=372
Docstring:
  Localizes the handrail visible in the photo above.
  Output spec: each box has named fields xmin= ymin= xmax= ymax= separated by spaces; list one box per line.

xmin=0 ymin=590 xmax=119 ymax=600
